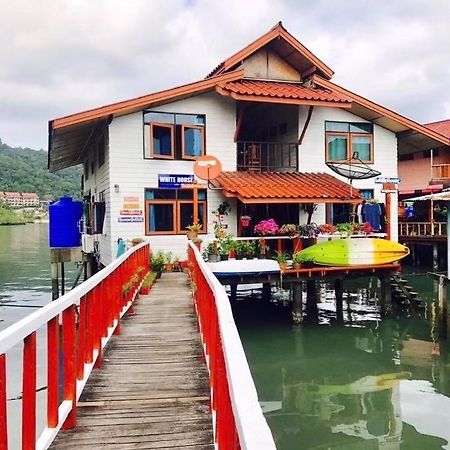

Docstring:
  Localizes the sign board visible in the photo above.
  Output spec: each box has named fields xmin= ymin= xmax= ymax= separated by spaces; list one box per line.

xmin=375 ymin=177 xmax=401 ymax=184
xmin=158 ymin=174 xmax=195 ymax=189
xmin=381 ymin=182 xmax=397 ymax=194
xmin=118 ymin=216 xmax=144 ymax=223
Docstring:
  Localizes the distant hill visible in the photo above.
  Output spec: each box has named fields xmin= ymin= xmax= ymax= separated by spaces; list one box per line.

xmin=0 ymin=139 xmax=82 ymax=198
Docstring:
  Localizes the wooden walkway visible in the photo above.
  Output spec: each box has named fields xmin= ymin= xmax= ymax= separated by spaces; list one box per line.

xmin=51 ymin=272 xmax=214 ymax=450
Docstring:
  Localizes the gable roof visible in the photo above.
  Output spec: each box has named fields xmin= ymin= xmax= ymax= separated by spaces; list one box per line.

xmin=425 ymin=119 xmax=450 ymax=139
xmin=311 ymin=75 xmax=450 ymax=152
xmin=206 ymin=21 xmax=334 ymax=80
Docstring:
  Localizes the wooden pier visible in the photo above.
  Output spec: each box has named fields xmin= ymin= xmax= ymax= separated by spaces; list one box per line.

xmin=50 ymin=272 xmax=214 ymax=449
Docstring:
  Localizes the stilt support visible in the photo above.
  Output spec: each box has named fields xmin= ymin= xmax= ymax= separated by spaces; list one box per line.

xmin=292 ymin=282 xmax=303 ymax=324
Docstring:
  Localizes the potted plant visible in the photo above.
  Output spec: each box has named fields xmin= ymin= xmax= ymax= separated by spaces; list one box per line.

xmin=240 ymin=215 xmax=251 ymax=228
xmin=164 ymin=251 xmax=173 ymax=272
xmin=275 ymin=251 xmax=290 ymax=270
xmin=257 ymin=238 xmax=269 ymax=259
xmin=212 ymin=201 xmax=231 ymax=223
xmin=280 ymin=224 xmax=298 ymax=236
xmin=186 ymin=222 xmax=202 ymax=240
xmin=254 ymin=219 xmax=279 ymax=236
xmin=336 ymin=222 xmax=353 ymax=237
xmin=122 ymin=282 xmax=132 ymax=301
xmin=298 ymin=223 xmax=319 ymax=238
xmin=150 ymin=251 xmax=165 ymax=277
xmin=205 ymin=242 xmax=220 ymax=262
xmin=317 ymin=223 xmax=336 ymax=235
xmin=292 ymin=252 xmax=303 ymax=269
xmin=131 ymin=237 xmax=144 ymax=246
xmin=136 ymin=266 xmax=145 ymax=281
xmin=173 ymin=256 xmax=180 ymax=271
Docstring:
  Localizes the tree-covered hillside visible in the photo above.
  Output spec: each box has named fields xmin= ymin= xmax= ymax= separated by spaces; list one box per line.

xmin=0 ymin=139 xmax=82 ymax=198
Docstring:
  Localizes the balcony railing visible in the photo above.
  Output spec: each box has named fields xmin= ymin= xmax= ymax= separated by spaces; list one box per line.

xmin=432 ymin=164 xmax=450 ymax=180
xmin=399 ymin=221 xmax=447 ymax=237
xmin=237 ymin=141 xmax=298 ymax=172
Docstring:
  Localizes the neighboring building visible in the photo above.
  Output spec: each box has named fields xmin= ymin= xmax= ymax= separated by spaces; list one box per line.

xmin=398 ymin=119 xmax=450 ymax=197
xmin=0 ymin=191 xmax=40 ymax=208
xmin=48 ymin=22 xmax=449 ymax=265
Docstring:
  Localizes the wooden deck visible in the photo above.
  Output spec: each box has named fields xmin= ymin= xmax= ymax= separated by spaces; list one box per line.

xmin=50 ymin=272 xmax=214 ymax=450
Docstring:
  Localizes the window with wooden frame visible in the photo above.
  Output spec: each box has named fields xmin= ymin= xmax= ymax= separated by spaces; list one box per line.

xmin=144 ymin=111 xmax=205 ymax=160
xmin=144 ymin=188 xmax=207 ymax=235
xmin=325 ymin=121 xmax=373 ymax=163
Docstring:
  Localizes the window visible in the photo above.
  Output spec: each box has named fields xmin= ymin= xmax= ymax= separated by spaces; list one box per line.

xmin=144 ymin=112 xmax=205 ymax=160
xmin=84 ymin=161 xmax=89 ymax=180
xmin=144 ymin=188 xmax=207 ymax=235
xmin=325 ymin=121 xmax=373 ymax=163
xmin=359 ymin=189 xmax=374 ymax=200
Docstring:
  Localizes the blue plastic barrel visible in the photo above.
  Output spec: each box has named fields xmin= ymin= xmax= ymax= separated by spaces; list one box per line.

xmin=49 ymin=197 xmax=83 ymax=248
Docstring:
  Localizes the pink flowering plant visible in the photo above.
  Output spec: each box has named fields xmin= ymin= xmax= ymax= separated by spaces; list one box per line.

xmin=254 ymin=219 xmax=279 ymax=236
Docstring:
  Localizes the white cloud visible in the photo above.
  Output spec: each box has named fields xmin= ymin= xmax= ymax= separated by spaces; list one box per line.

xmin=0 ymin=0 xmax=449 ymax=150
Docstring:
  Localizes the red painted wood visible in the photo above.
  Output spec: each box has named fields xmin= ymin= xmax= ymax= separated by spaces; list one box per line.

xmin=62 ymin=306 xmax=77 ymax=429
xmin=85 ymin=292 xmax=94 ymax=364
xmin=47 ymin=317 xmax=59 ymax=428
xmin=77 ymin=299 xmax=86 ymax=380
xmin=22 ymin=332 xmax=36 ymax=450
xmin=0 ymin=354 xmax=7 ymax=450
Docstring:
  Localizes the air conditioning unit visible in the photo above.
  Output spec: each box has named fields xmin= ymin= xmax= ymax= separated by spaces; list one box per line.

xmin=81 ymin=234 xmax=95 ymax=253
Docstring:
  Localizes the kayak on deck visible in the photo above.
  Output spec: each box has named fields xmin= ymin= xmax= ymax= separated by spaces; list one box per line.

xmin=298 ymin=237 xmax=410 ymax=266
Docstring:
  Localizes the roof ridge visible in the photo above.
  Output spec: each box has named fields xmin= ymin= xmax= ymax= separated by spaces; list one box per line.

xmin=425 ymin=119 xmax=450 ymax=126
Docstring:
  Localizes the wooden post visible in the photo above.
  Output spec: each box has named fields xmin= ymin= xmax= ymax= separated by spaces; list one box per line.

xmin=438 ymin=275 xmax=447 ymax=338
xmin=262 ymin=283 xmax=271 ymax=303
xmin=193 ymin=187 xmax=198 ymax=225
xmin=292 ymin=282 xmax=303 ymax=324
xmin=433 ymin=243 xmax=439 ymax=272
xmin=306 ymin=280 xmax=318 ymax=322
xmin=334 ymin=279 xmax=344 ymax=323
xmin=385 ymin=192 xmax=392 ymax=240
xmin=51 ymin=261 xmax=59 ymax=301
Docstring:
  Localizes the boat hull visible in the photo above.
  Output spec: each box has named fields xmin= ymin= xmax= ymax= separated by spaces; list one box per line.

xmin=298 ymin=238 xmax=410 ymax=266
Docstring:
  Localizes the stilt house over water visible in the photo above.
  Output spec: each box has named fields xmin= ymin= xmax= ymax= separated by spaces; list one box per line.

xmin=48 ymin=22 xmax=450 ymax=265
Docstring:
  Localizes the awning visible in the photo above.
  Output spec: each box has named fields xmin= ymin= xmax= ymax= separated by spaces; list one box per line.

xmin=405 ymin=190 xmax=450 ymax=202
xmin=213 ymin=171 xmax=361 ymax=204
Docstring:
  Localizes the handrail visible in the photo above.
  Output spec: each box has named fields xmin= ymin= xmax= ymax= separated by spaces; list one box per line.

xmin=0 ymin=242 xmax=150 ymax=450
xmin=398 ymin=221 xmax=447 ymax=237
xmin=188 ymin=242 xmax=276 ymax=450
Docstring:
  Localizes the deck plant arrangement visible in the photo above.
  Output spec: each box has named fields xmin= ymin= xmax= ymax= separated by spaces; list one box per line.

xmin=186 ymin=221 xmax=202 ymax=240
xmin=140 ymin=272 xmax=157 ymax=295
xmin=150 ymin=251 xmax=165 ymax=277
xmin=164 ymin=251 xmax=174 ymax=272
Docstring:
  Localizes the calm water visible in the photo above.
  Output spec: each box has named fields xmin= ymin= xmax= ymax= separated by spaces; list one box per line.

xmin=235 ymin=276 xmax=450 ymax=449
xmin=1 ymin=225 xmax=450 ymax=449
xmin=0 ymin=224 xmax=77 ymax=449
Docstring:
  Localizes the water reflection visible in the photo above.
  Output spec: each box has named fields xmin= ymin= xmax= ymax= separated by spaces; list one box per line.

xmin=234 ymin=277 xmax=450 ymax=450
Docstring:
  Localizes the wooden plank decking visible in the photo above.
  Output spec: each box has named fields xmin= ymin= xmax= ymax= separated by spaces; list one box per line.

xmin=51 ymin=272 xmax=214 ymax=449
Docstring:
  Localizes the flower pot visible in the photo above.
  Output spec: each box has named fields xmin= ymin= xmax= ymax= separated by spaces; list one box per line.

xmin=140 ymin=286 xmax=150 ymax=295
xmin=186 ymin=230 xmax=198 ymax=240
xmin=293 ymin=262 xmax=301 ymax=270
xmin=164 ymin=263 xmax=173 ymax=272
xmin=279 ymin=263 xmax=288 ymax=270
xmin=207 ymin=253 xmax=220 ymax=263
xmin=241 ymin=219 xmax=250 ymax=227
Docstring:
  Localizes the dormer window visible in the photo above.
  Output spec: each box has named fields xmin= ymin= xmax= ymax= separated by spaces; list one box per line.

xmin=144 ymin=111 xmax=205 ymax=160
xmin=325 ymin=121 xmax=373 ymax=163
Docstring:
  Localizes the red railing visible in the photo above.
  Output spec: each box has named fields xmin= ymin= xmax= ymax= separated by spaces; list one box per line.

xmin=188 ymin=242 xmax=276 ymax=450
xmin=0 ymin=242 xmax=150 ymax=450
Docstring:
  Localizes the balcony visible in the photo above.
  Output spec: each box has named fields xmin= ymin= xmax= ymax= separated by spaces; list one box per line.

xmin=237 ymin=141 xmax=298 ymax=172
xmin=399 ymin=221 xmax=447 ymax=238
xmin=432 ymin=164 xmax=450 ymax=180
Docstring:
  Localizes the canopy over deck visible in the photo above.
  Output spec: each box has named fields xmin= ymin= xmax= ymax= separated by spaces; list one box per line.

xmin=213 ymin=171 xmax=361 ymax=204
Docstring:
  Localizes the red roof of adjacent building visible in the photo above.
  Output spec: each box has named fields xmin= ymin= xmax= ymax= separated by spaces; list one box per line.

xmin=425 ymin=120 xmax=450 ymax=138
xmin=4 ymin=192 xmax=21 ymax=198
xmin=216 ymin=80 xmax=351 ymax=107
xmin=21 ymin=193 xmax=39 ymax=199
xmin=214 ymin=171 xmax=360 ymax=204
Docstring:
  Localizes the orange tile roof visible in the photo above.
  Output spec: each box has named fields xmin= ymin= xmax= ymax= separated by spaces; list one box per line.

xmin=214 ymin=171 xmax=361 ymax=204
xmin=425 ymin=120 xmax=450 ymax=138
xmin=216 ymin=80 xmax=350 ymax=106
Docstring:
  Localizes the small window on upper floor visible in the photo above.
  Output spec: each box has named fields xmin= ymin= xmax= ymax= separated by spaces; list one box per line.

xmin=144 ymin=111 xmax=205 ymax=160
xmin=325 ymin=121 xmax=373 ymax=163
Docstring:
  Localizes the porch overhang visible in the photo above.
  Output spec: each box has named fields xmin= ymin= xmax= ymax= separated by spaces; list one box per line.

xmin=213 ymin=171 xmax=361 ymax=204
xmin=216 ymin=79 xmax=352 ymax=108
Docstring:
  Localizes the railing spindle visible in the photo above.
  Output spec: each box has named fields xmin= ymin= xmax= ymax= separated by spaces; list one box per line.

xmin=0 ymin=353 xmax=7 ymax=450
xmin=22 ymin=332 xmax=36 ymax=450
xmin=47 ymin=317 xmax=59 ymax=428
xmin=62 ymin=305 xmax=77 ymax=429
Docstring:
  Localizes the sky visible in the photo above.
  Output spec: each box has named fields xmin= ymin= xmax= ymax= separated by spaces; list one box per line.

xmin=0 ymin=0 xmax=449 ymax=151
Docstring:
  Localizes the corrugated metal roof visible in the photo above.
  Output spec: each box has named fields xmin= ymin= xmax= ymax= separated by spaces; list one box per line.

xmin=214 ymin=171 xmax=361 ymax=203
